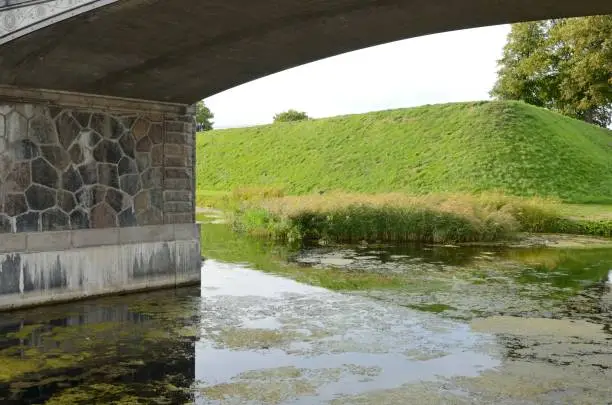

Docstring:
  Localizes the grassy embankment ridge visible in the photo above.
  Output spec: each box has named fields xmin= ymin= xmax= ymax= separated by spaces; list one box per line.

xmin=197 ymin=101 xmax=612 ymax=243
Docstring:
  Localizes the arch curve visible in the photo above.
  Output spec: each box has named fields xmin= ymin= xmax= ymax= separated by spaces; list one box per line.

xmin=0 ymin=0 xmax=610 ymax=103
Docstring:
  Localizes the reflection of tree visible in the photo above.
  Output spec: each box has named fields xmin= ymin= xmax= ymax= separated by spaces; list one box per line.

xmin=506 ymin=248 xmax=612 ymax=289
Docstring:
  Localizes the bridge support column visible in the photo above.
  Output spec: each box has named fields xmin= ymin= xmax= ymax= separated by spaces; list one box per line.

xmin=0 ymin=86 xmax=200 ymax=310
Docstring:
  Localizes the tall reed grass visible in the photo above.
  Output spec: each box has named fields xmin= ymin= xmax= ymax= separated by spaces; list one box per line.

xmin=231 ymin=192 xmax=612 ymax=243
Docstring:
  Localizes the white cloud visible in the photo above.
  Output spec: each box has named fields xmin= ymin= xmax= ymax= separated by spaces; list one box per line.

xmin=205 ymin=24 xmax=511 ymax=129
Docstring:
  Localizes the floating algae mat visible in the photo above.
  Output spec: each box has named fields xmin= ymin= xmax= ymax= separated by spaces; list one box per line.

xmin=0 ymin=223 xmax=610 ymax=404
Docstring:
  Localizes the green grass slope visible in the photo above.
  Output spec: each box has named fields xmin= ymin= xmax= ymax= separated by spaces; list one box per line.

xmin=197 ymin=101 xmax=612 ymax=203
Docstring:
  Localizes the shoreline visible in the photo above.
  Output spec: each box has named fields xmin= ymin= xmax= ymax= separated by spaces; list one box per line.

xmin=196 ymin=207 xmax=612 ymax=250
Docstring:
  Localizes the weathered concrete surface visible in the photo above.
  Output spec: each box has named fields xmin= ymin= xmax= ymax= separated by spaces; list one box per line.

xmin=0 ymin=0 xmax=611 ymax=104
xmin=0 ymin=224 xmax=201 ymax=310
xmin=0 ymin=0 xmax=118 ymax=45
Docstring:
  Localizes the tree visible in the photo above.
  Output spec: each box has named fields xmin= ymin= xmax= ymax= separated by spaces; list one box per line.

xmin=195 ymin=101 xmax=214 ymax=131
xmin=491 ymin=16 xmax=612 ymax=127
xmin=273 ymin=109 xmax=310 ymax=123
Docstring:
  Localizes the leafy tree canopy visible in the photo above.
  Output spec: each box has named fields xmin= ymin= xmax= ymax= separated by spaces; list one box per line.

xmin=273 ymin=109 xmax=310 ymax=123
xmin=491 ymin=15 xmax=611 ymax=127
xmin=195 ymin=101 xmax=214 ymax=131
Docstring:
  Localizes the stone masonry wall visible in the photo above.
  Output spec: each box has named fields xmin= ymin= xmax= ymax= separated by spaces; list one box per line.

xmin=0 ymin=102 xmax=195 ymax=233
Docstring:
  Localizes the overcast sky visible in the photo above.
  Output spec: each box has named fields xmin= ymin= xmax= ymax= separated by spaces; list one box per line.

xmin=205 ymin=24 xmax=511 ymax=129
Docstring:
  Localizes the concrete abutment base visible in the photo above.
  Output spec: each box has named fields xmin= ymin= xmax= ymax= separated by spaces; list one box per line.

xmin=0 ymin=224 xmax=201 ymax=311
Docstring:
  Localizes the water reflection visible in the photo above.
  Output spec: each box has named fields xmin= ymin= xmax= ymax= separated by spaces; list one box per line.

xmin=0 ymin=221 xmax=610 ymax=403
xmin=194 ymin=260 xmax=499 ymax=404
xmin=0 ymin=288 xmax=200 ymax=404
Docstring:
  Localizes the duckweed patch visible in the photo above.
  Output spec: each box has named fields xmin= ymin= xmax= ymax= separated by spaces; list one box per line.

xmin=213 ymin=328 xmax=303 ymax=350
xmin=202 ymin=380 xmax=316 ymax=404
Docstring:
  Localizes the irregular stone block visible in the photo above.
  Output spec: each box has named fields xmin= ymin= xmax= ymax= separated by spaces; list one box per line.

xmin=91 ymin=114 xmax=124 ymax=139
xmin=70 ymin=209 xmax=90 ymax=230
xmin=41 ymin=208 xmax=70 ymax=231
xmin=5 ymin=161 xmax=31 ymax=192
xmin=31 ymin=157 xmax=59 ymax=188
xmin=118 ymin=132 xmax=135 ymax=158
xmin=118 ymin=208 xmax=137 ymax=227
xmin=136 ymin=152 xmax=150 ymax=171
xmin=136 ymin=136 xmax=152 ymax=152
xmin=80 ymin=129 xmax=101 ymax=149
xmin=16 ymin=211 xmax=39 ymax=232
xmin=69 ymin=143 xmax=84 ymax=165
xmin=74 ymin=112 xmax=91 ymax=128
xmin=120 ymin=174 xmax=141 ymax=196
xmin=56 ymin=112 xmax=80 ymax=149
xmin=93 ymin=139 xmax=123 ymax=164
xmin=29 ymin=114 xmax=58 ymax=144
xmin=118 ymin=156 xmax=138 ymax=176
xmin=105 ymin=188 xmax=125 ymax=213
xmin=132 ymin=118 xmax=149 ymax=140
xmin=76 ymin=186 xmax=104 ymax=209
xmin=26 ymin=184 xmax=56 ymax=210
xmin=97 ymin=163 xmax=120 ymax=189
xmin=91 ymin=202 xmax=117 ymax=228
xmin=149 ymin=123 xmax=163 ymax=144
xmin=6 ymin=110 xmax=28 ymax=143
xmin=0 ymin=215 xmax=12 ymax=233
xmin=5 ymin=193 xmax=28 ymax=217
xmin=134 ymin=190 xmax=150 ymax=213
xmin=41 ymin=145 xmax=71 ymax=171
xmin=61 ymin=165 xmax=84 ymax=193
xmin=78 ymin=162 xmax=98 ymax=185
xmin=57 ymin=189 xmax=77 ymax=213
xmin=14 ymin=139 xmax=40 ymax=160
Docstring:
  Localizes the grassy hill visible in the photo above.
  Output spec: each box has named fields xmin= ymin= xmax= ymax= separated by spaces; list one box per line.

xmin=196 ymin=101 xmax=612 ymax=203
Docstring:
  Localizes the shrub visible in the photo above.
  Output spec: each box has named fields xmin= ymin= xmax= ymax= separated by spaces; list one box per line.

xmin=273 ymin=110 xmax=310 ymax=123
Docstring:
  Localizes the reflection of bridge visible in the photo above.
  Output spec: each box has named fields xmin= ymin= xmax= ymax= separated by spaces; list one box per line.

xmin=0 ymin=0 xmax=611 ymax=309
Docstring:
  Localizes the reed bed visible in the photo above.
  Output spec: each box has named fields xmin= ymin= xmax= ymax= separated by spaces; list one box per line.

xmin=232 ymin=192 xmax=611 ymax=243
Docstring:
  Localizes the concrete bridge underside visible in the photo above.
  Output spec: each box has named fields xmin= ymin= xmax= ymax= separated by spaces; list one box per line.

xmin=1 ymin=0 xmax=611 ymax=104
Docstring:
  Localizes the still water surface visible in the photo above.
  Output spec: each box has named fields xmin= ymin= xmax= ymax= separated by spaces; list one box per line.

xmin=0 ymin=221 xmax=610 ymax=404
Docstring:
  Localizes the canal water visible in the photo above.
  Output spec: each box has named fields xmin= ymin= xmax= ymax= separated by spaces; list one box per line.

xmin=0 ymin=221 xmax=610 ymax=404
